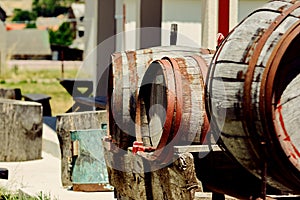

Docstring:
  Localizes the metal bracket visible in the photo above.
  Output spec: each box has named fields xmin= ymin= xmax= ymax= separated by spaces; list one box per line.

xmin=173 ymin=145 xmax=221 ymax=154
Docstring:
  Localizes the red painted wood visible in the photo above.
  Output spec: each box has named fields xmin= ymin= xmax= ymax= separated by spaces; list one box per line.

xmin=218 ymin=0 xmax=230 ymax=36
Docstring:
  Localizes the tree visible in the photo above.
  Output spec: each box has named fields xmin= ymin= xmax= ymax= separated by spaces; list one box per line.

xmin=32 ymin=0 xmax=76 ymax=17
xmin=12 ymin=9 xmax=37 ymax=22
xmin=48 ymin=22 xmax=75 ymax=46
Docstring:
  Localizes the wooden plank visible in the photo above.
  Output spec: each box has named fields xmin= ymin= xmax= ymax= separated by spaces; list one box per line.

xmin=173 ymin=145 xmax=221 ymax=154
xmin=73 ymin=183 xmax=112 ymax=192
xmin=96 ymin=0 xmax=116 ymax=97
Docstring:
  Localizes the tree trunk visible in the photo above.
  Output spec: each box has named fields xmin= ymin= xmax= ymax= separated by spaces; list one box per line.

xmin=0 ymin=99 xmax=42 ymax=161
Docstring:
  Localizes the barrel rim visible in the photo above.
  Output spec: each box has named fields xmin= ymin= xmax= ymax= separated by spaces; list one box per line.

xmin=137 ymin=59 xmax=177 ymax=163
xmin=260 ymin=22 xmax=300 ymax=177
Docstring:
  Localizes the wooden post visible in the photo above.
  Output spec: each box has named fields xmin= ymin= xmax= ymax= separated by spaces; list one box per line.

xmin=115 ymin=0 xmax=124 ymax=52
xmin=202 ymin=0 xmax=218 ymax=49
xmin=218 ymin=0 xmax=230 ymax=36
xmin=56 ymin=111 xmax=107 ymax=187
xmin=105 ymin=150 xmax=201 ymax=200
xmin=95 ymin=0 xmax=116 ymax=97
xmin=0 ymin=99 xmax=43 ymax=161
xmin=140 ymin=0 xmax=162 ymax=48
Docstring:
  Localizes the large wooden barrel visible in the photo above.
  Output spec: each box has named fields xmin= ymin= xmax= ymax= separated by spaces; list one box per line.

xmin=136 ymin=54 xmax=212 ymax=163
xmin=108 ymin=46 xmax=214 ymax=150
xmin=207 ymin=0 xmax=300 ymax=192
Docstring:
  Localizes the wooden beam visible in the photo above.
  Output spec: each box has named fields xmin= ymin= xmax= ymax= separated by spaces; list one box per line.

xmin=202 ymin=0 xmax=218 ymax=49
xmin=218 ymin=0 xmax=230 ymax=36
xmin=96 ymin=0 xmax=116 ymax=97
xmin=140 ymin=0 xmax=162 ymax=48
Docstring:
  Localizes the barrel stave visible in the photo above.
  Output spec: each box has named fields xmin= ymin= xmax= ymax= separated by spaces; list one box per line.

xmin=260 ymin=0 xmax=293 ymax=11
xmin=136 ymin=53 xmax=213 ymax=163
xmin=109 ymin=46 xmax=205 ymax=149
xmin=175 ymin=57 xmax=207 ymax=144
xmin=218 ymin=12 xmax=280 ymax=63
xmin=208 ymin=0 xmax=300 ymax=192
xmin=257 ymin=16 xmax=299 ymax=66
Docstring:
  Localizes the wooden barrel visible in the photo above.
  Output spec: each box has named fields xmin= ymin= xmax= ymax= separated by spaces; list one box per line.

xmin=136 ymin=53 xmax=212 ymax=163
xmin=108 ymin=46 xmax=214 ymax=150
xmin=207 ymin=0 xmax=300 ymax=192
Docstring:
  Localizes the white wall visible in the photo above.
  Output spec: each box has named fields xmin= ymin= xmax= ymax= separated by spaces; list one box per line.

xmin=0 ymin=21 xmax=7 ymax=73
xmin=123 ymin=0 xmax=204 ymax=49
xmin=238 ymin=0 xmax=267 ymax=22
xmin=123 ymin=0 xmax=266 ymax=50
xmin=162 ymin=0 xmax=203 ymax=47
xmin=83 ymin=0 xmax=98 ymax=57
xmin=123 ymin=0 xmax=139 ymax=50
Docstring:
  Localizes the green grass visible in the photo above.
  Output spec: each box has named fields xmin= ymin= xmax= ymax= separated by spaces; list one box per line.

xmin=0 ymin=68 xmax=79 ymax=116
xmin=0 ymin=187 xmax=53 ymax=200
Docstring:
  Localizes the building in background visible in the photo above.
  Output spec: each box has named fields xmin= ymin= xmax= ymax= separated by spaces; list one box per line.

xmin=68 ymin=3 xmax=85 ymax=50
xmin=0 ymin=0 xmax=33 ymax=17
xmin=83 ymin=0 xmax=267 ymax=97
xmin=36 ymin=17 xmax=65 ymax=31
xmin=7 ymin=29 xmax=51 ymax=60
xmin=84 ymin=0 xmax=267 ymax=55
xmin=0 ymin=21 xmax=6 ymax=74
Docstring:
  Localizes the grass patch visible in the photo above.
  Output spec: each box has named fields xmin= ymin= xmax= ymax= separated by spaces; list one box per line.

xmin=0 ymin=187 xmax=53 ymax=200
xmin=0 ymin=68 xmax=80 ymax=116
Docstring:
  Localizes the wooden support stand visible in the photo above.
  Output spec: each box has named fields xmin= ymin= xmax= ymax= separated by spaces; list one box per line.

xmin=71 ymin=129 xmax=112 ymax=192
xmin=56 ymin=110 xmax=107 ymax=187
xmin=103 ymin=140 xmax=202 ymax=200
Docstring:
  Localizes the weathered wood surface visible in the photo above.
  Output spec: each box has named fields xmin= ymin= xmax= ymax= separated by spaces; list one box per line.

xmin=274 ymin=73 xmax=300 ymax=173
xmin=56 ymin=110 xmax=107 ymax=187
xmin=104 ymin=145 xmax=202 ymax=200
xmin=0 ymin=99 xmax=42 ymax=161
xmin=109 ymin=46 xmax=214 ymax=150
xmin=208 ymin=0 xmax=300 ymax=192
xmin=135 ymin=55 xmax=212 ymax=163
xmin=195 ymin=150 xmax=282 ymax=199
xmin=70 ymin=129 xmax=112 ymax=192
xmin=0 ymin=88 xmax=22 ymax=100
